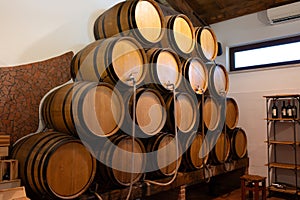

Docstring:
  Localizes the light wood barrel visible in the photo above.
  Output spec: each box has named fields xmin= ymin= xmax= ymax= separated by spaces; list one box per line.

xmin=42 ymin=82 xmax=124 ymax=139
xmin=11 ymin=131 xmax=96 ymax=199
xmin=208 ymin=131 xmax=230 ymax=164
xmin=226 ymin=97 xmax=239 ymax=130
xmin=230 ymin=127 xmax=247 ymax=159
xmin=181 ymin=57 xmax=208 ymax=94
xmin=97 ymin=134 xmax=146 ymax=187
xmin=70 ymin=37 xmax=147 ymax=89
xmin=145 ymin=48 xmax=182 ymax=92
xmin=194 ymin=26 xmax=218 ymax=62
xmin=203 ymin=97 xmax=222 ymax=131
xmin=163 ymin=14 xmax=195 ymax=56
xmin=94 ymin=0 xmax=165 ymax=47
xmin=165 ymin=92 xmax=199 ymax=134
xmin=206 ymin=64 xmax=229 ymax=98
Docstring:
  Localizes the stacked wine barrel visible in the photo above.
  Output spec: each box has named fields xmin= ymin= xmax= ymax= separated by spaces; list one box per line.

xmin=11 ymin=0 xmax=248 ymax=198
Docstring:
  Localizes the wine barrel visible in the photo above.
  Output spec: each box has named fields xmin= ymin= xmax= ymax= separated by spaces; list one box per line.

xmin=208 ymin=131 xmax=230 ymax=164
xmin=165 ymin=92 xmax=199 ymax=134
xmin=42 ymin=81 xmax=124 ymax=139
xmin=70 ymin=37 xmax=147 ymax=89
xmin=123 ymin=88 xmax=167 ymax=137
xmin=162 ymin=14 xmax=195 ymax=56
xmin=194 ymin=26 xmax=218 ymax=62
xmin=180 ymin=132 xmax=209 ymax=171
xmin=146 ymin=132 xmax=182 ymax=178
xmin=230 ymin=127 xmax=247 ymax=159
xmin=145 ymin=48 xmax=182 ymax=92
xmin=93 ymin=0 xmax=165 ymax=47
xmin=11 ymin=131 xmax=96 ymax=199
xmin=203 ymin=97 xmax=223 ymax=131
xmin=96 ymin=134 xmax=146 ymax=187
xmin=181 ymin=57 xmax=208 ymax=94
xmin=206 ymin=63 xmax=229 ymax=98
xmin=226 ymin=97 xmax=239 ymax=130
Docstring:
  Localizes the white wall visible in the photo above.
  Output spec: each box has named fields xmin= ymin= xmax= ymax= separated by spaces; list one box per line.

xmin=0 ymin=0 xmax=123 ymax=66
xmin=211 ymin=12 xmax=300 ymax=178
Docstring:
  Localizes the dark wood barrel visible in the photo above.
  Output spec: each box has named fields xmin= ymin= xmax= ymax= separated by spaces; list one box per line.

xmin=162 ymin=14 xmax=195 ymax=56
xmin=180 ymin=132 xmax=209 ymax=171
xmin=206 ymin=63 xmax=229 ymax=98
xmin=230 ymin=127 xmax=247 ymax=160
xmin=146 ymin=132 xmax=182 ymax=178
xmin=96 ymin=134 xmax=146 ymax=187
xmin=145 ymin=48 xmax=182 ymax=92
xmin=194 ymin=26 xmax=218 ymax=62
xmin=42 ymin=81 xmax=124 ymax=139
xmin=181 ymin=57 xmax=208 ymax=95
xmin=203 ymin=97 xmax=222 ymax=131
xmin=70 ymin=37 xmax=147 ymax=89
xmin=165 ymin=92 xmax=199 ymax=134
xmin=93 ymin=0 xmax=165 ymax=47
xmin=11 ymin=131 xmax=96 ymax=199
xmin=208 ymin=131 xmax=231 ymax=164
xmin=226 ymin=97 xmax=239 ymax=130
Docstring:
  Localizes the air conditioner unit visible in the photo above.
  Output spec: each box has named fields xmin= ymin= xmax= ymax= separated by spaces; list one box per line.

xmin=267 ymin=1 xmax=300 ymax=24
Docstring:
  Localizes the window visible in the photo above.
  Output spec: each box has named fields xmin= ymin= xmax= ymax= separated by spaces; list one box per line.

xmin=229 ymin=35 xmax=300 ymax=71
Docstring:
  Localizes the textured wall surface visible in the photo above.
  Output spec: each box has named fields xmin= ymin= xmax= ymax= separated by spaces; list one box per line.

xmin=0 ymin=51 xmax=73 ymax=144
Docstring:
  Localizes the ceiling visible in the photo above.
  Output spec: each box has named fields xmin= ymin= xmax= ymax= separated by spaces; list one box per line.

xmin=155 ymin=0 xmax=299 ymax=26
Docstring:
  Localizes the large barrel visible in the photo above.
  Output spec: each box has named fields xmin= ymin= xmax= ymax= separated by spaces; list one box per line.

xmin=226 ymin=97 xmax=239 ymax=130
xmin=93 ymin=0 xmax=165 ymax=47
xmin=145 ymin=48 xmax=182 ymax=92
xmin=230 ymin=127 xmax=247 ymax=160
xmin=162 ymin=14 xmax=195 ymax=56
xmin=194 ymin=26 xmax=218 ymax=62
xmin=70 ymin=37 xmax=147 ymax=89
xmin=96 ymin=134 xmax=146 ymax=187
xmin=123 ymin=88 xmax=167 ymax=137
xmin=208 ymin=131 xmax=230 ymax=164
xmin=206 ymin=63 xmax=229 ymax=98
xmin=165 ymin=92 xmax=199 ymax=134
xmin=203 ymin=97 xmax=223 ymax=131
xmin=11 ymin=131 xmax=96 ymax=199
xmin=42 ymin=81 xmax=124 ymax=139
xmin=181 ymin=57 xmax=208 ymax=94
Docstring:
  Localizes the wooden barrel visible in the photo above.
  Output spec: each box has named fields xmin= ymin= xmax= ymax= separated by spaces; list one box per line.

xmin=146 ymin=132 xmax=182 ymax=178
xmin=162 ymin=14 xmax=195 ymax=56
xmin=206 ymin=63 xmax=229 ymax=98
xmin=180 ymin=132 xmax=209 ymax=171
xmin=93 ymin=0 xmax=165 ymax=47
xmin=181 ymin=57 xmax=208 ymax=94
xmin=123 ymin=88 xmax=167 ymax=137
xmin=226 ymin=97 xmax=239 ymax=130
xmin=42 ymin=81 xmax=124 ymax=139
xmin=145 ymin=48 xmax=182 ymax=92
xmin=70 ymin=37 xmax=147 ymax=89
xmin=165 ymin=92 xmax=199 ymax=134
xmin=208 ymin=131 xmax=230 ymax=164
xmin=230 ymin=127 xmax=247 ymax=159
xmin=203 ymin=97 xmax=223 ymax=131
xmin=11 ymin=131 xmax=96 ymax=199
xmin=194 ymin=26 xmax=218 ymax=62
xmin=96 ymin=134 xmax=146 ymax=187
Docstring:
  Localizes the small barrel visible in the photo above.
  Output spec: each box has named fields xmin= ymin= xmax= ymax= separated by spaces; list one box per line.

xmin=194 ymin=26 xmax=218 ymax=62
xmin=206 ymin=63 xmax=229 ymax=98
xmin=123 ymin=88 xmax=167 ymax=137
xmin=42 ymin=81 xmax=124 ymax=139
xmin=181 ymin=57 xmax=208 ymax=94
xmin=208 ymin=131 xmax=231 ymax=164
xmin=93 ymin=0 xmax=165 ymax=47
xmin=145 ymin=48 xmax=182 ymax=92
xmin=226 ymin=97 xmax=239 ymax=130
xmin=165 ymin=92 xmax=199 ymax=134
xmin=230 ymin=127 xmax=247 ymax=159
xmin=203 ymin=97 xmax=224 ymax=131
xmin=70 ymin=37 xmax=147 ymax=89
xmin=96 ymin=134 xmax=146 ymax=187
xmin=146 ymin=132 xmax=182 ymax=178
xmin=162 ymin=14 xmax=195 ymax=56
xmin=11 ymin=131 xmax=96 ymax=199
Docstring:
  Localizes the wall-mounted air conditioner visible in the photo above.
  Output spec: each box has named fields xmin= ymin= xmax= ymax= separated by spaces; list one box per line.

xmin=267 ymin=1 xmax=300 ymax=24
